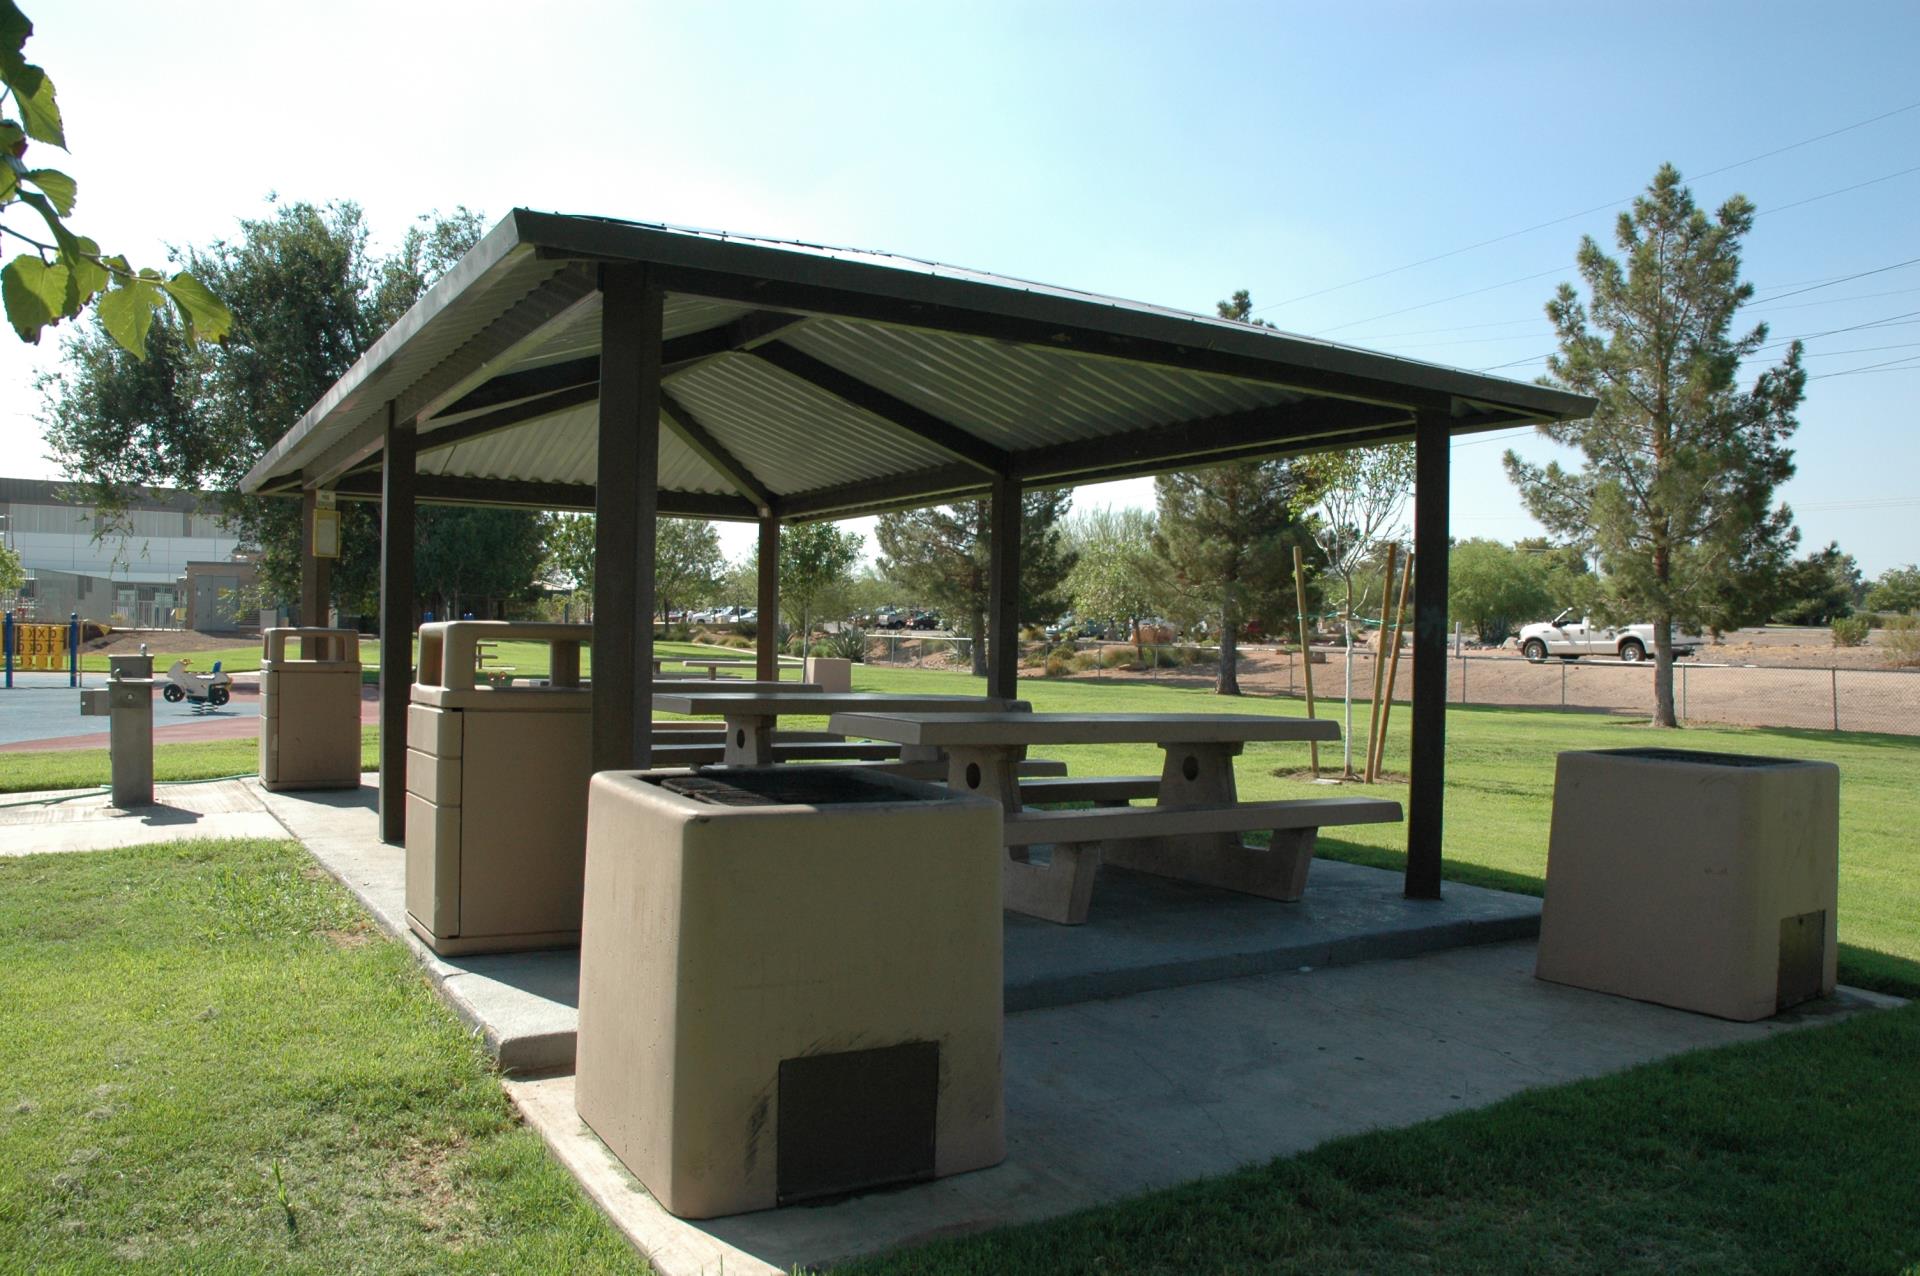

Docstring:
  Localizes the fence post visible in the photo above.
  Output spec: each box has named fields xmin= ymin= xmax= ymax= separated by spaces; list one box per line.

xmin=68 ymin=611 xmax=79 ymax=688
xmin=1459 ymin=651 xmax=1466 ymax=704
xmin=1560 ymin=659 xmax=1567 ymax=707
xmin=1681 ymin=661 xmax=1689 ymax=722
xmin=3 ymin=611 xmax=11 ymax=689
xmin=1832 ymin=667 xmax=1839 ymax=732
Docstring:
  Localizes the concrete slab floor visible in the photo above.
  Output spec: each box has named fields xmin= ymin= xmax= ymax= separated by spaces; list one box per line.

xmin=508 ymin=943 xmax=1901 ymax=1276
xmin=0 ymin=778 xmax=288 ymax=856
xmin=261 ymin=779 xmax=1539 ymax=1075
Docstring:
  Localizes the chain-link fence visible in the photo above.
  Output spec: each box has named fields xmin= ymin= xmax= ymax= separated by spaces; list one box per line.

xmin=856 ymin=632 xmax=1918 ymax=735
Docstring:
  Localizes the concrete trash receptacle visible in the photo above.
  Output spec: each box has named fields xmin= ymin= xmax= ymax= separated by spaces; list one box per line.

xmin=803 ymin=655 xmax=853 ymax=692
xmin=575 ymin=766 xmax=1006 ymax=1219
xmin=259 ymin=628 xmax=362 ymax=791
xmin=405 ymin=621 xmax=593 ymax=955
xmin=1534 ymin=747 xmax=1839 ymax=1021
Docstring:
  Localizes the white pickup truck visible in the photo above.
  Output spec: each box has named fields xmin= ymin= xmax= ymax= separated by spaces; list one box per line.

xmin=1517 ymin=609 xmax=1701 ymax=663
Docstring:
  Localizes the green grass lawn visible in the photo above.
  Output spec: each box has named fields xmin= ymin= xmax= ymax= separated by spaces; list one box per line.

xmin=0 ymin=839 xmax=644 ymax=1273
xmin=4 ymin=661 xmax=1917 ymax=1272
xmin=0 ymin=728 xmax=380 ymax=797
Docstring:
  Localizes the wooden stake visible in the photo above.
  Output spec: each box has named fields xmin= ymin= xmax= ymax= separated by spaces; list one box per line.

xmin=1372 ymin=549 xmax=1414 ymax=783
xmin=1292 ymin=545 xmax=1319 ymax=777
xmin=1363 ymin=543 xmax=1397 ymax=784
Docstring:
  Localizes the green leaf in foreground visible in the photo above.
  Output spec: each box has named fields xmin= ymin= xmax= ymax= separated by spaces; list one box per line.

xmin=96 ymin=276 xmax=166 ymax=357
xmin=21 ymin=163 xmax=71 ymax=213
xmin=162 ymin=268 xmax=234 ymax=343
xmin=1 ymin=251 xmax=69 ymax=340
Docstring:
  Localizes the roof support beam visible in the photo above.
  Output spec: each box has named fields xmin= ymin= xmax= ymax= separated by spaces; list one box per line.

xmin=302 ymin=268 xmax=600 ymax=489
xmin=986 ymin=473 xmax=1022 ymax=699
xmin=331 ymin=472 xmax=756 ymax=519
xmin=416 ymin=382 xmax=600 ymax=456
xmin=751 ymin=342 xmax=1010 ymax=475
xmin=771 ymin=462 xmax=988 ymax=522
xmin=1013 ymin=398 xmax=1413 ymax=485
xmin=649 ymin=264 xmax=1458 ymax=415
xmin=428 ymin=310 xmax=804 ymax=421
xmin=660 ymin=391 xmax=774 ymax=514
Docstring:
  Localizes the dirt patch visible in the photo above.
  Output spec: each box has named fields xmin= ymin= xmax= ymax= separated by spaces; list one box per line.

xmin=384 ymin=1138 xmax=473 ymax=1239
xmin=84 ymin=629 xmax=260 ymax=655
xmin=321 ymin=925 xmax=374 ymax=950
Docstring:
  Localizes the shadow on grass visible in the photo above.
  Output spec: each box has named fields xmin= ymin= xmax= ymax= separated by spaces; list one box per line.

xmin=1836 ymin=943 xmax=1920 ymax=1000
xmin=1312 ymin=835 xmax=1548 ymax=898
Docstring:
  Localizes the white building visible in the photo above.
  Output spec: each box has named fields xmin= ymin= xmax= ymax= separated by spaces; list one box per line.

xmin=1 ymin=477 xmax=249 ymax=629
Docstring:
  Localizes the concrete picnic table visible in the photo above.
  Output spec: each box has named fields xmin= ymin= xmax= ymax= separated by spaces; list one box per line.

xmin=677 ymin=656 xmax=804 ymax=679
xmin=647 ymin=691 xmax=1028 ymax=766
xmin=827 ymin=711 xmax=1374 ymax=923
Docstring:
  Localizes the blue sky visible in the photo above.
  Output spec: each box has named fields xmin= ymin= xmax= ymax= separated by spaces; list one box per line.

xmin=6 ymin=0 xmax=1916 ymax=575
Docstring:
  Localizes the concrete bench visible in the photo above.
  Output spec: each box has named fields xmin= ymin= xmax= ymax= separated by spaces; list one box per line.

xmin=1002 ymin=796 xmax=1403 ymax=924
xmin=1018 ymin=775 xmax=1161 ymax=806
xmin=879 ymin=756 xmax=1069 ymax=783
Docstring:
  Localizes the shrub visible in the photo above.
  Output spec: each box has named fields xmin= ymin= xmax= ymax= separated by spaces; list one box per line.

xmin=1068 ymin=651 xmax=1101 ymax=673
xmin=1044 ymin=650 xmax=1073 ymax=677
xmin=1883 ymin=615 xmax=1920 ymax=668
xmin=1831 ymin=615 xmax=1871 ymax=647
xmin=817 ymin=628 xmax=867 ymax=662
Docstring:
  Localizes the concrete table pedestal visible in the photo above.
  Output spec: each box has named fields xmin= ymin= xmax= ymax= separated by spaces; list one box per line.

xmin=1534 ymin=747 xmax=1839 ymax=1021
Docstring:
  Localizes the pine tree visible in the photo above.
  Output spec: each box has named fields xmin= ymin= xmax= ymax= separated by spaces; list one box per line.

xmin=1506 ymin=165 xmax=1804 ymax=727
xmin=1151 ymin=290 xmax=1321 ymax=695
xmin=875 ymin=491 xmax=1074 ymax=677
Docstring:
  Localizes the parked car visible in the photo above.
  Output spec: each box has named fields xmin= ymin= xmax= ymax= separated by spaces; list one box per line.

xmin=907 ymin=611 xmax=940 ymax=631
xmin=875 ymin=608 xmax=907 ymax=630
xmin=1517 ymin=609 xmax=1701 ymax=663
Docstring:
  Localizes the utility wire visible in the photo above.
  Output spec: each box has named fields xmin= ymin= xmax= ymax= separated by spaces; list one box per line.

xmin=1256 ymin=99 xmax=1920 ymax=314
xmin=1324 ymin=168 xmax=1920 ymax=340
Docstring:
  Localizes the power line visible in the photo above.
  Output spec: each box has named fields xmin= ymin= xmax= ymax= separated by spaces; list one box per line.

xmin=1255 ymin=99 xmax=1920 ymax=314
xmin=1755 ymin=164 xmax=1920 ymax=218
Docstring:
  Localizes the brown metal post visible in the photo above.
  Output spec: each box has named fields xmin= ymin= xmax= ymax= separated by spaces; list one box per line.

xmin=986 ymin=474 xmax=1021 ymax=699
xmin=756 ymin=517 xmax=780 ymax=681
xmin=1363 ymin=542 xmax=1397 ymax=782
xmin=298 ymin=487 xmax=330 ymax=627
xmin=1371 ymin=550 xmax=1413 ymax=782
xmin=377 ymin=402 xmax=416 ymax=846
xmin=1292 ymin=545 xmax=1319 ymax=776
xmin=1406 ymin=409 xmax=1450 ymax=899
xmin=592 ymin=264 xmax=664 ymax=773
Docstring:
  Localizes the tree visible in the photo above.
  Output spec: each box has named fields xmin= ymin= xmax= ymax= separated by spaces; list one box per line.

xmin=653 ymin=518 xmax=725 ymax=623
xmin=1867 ymin=565 xmax=1920 ymax=615
xmin=544 ymin=512 xmax=596 ymax=602
xmin=1064 ymin=506 xmax=1169 ymax=650
xmin=1449 ymin=538 xmax=1554 ymax=645
xmin=1 ymin=3 xmax=231 ymax=353
xmin=0 ymin=538 xmax=22 ymax=596
xmin=1311 ymin=443 xmax=1415 ymax=772
xmin=541 ymin=513 xmax=728 ymax=624
xmin=1770 ymin=542 xmax=1859 ymax=626
xmin=779 ymin=521 xmax=862 ymax=651
xmin=40 ymin=200 xmax=484 ymax=618
xmin=1505 ymin=165 xmax=1804 ymax=727
xmin=1152 ymin=290 xmax=1322 ymax=695
xmin=875 ymin=491 xmax=1075 ymax=676
xmin=415 ymin=507 xmax=548 ymax=621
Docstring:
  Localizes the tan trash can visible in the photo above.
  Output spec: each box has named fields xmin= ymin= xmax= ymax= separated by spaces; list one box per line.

xmin=405 ymin=622 xmax=593 ymax=955
xmin=803 ymin=655 xmax=853 ymax=692
xmin=259 ymin=628 xmax=363 ymax=791
xmin=1535 ymin=747 xmax=1839 ymax=1021
xmin=575 ymin=766 xmax=1005 ymax=1219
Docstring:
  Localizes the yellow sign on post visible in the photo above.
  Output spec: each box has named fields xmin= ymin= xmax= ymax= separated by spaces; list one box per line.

xmin=312 ymin=494 xmax=341 ymax=560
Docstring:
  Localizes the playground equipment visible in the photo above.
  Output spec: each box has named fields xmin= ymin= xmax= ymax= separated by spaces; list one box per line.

xmin=3 ymin=612 xmax=81 ymax=687
xmin=161 ymin=658 xmax=233 ymax=709
xmin=78 ymin=652 xmax=156 ymax=807
xmin=259 ymin=628 xmax=362 ymax=791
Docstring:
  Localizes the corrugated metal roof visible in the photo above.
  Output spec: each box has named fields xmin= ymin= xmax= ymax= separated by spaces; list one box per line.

xmin=242 ymin=210 xmax=1595 ymax=516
